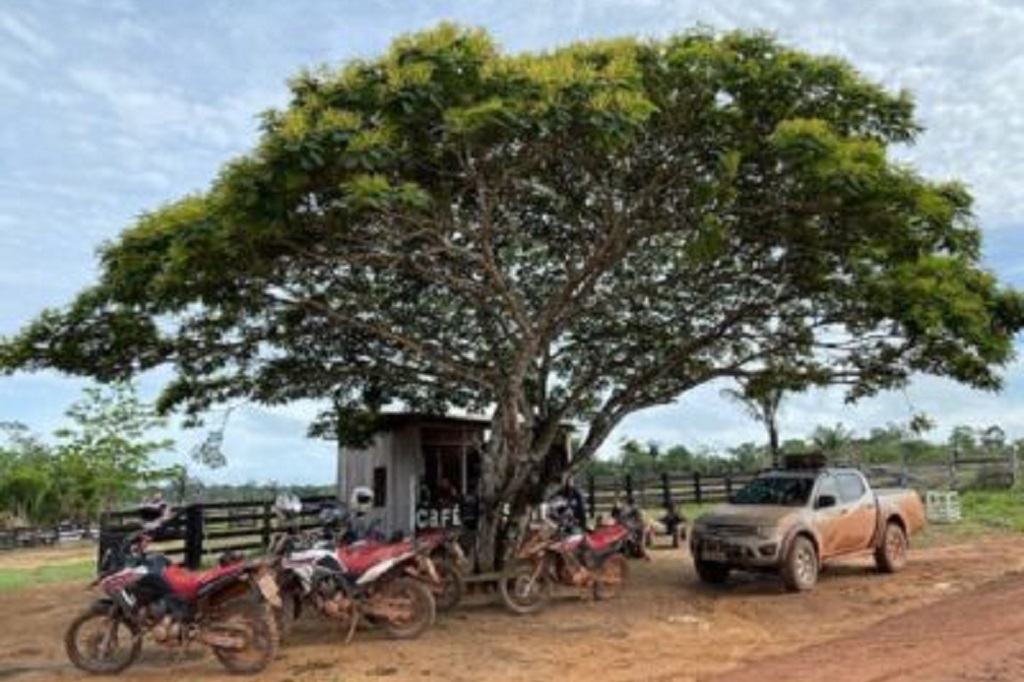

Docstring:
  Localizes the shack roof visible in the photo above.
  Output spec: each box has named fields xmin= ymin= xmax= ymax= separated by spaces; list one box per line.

xmin=373 ymin=413 xmax=491 ymax=430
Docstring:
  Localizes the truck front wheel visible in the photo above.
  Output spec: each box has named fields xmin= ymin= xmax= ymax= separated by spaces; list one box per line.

xmin=781 ymin=535 xmax=818 ymax=592
xmin=694 ymin=559 xmax=730 ymax=585
xmin=874 ymin=522 xmax=908 ymax=573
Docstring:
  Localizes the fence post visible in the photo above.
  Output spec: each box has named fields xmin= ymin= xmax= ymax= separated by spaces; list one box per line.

xmin=261 ymin=501 xmax=273 ymax=551
xmin=661 ymin=472 xmax=672 ymax=510
xmin=96 ymin=512 xmax=113 ymax=572
xmin=587 ymin=475 xmax=596 ymax=519
xmin=725 ymin=473 xmax=733 ymax=498
xmin=693 ymin=471 xmax=702 ymax=505
xmin=625 ymin=474 xmax=634 ymax=505
xmin=184 ymin=504 xmax=204 ymax=570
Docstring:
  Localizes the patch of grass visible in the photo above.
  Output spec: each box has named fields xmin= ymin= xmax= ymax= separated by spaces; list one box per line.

xmin=0 ymin=560 xmax=95 ymax=593
xmin=959 ymin=489 xmax=1024 ymax=532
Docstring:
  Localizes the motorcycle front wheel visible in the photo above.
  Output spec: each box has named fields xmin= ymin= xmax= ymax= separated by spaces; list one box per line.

xmin=433 ymin=559 xmax=465 ymax=612
xmin=498 ymin=559 xmax=552 ymax=615
xmin=209 ymin=599 xmax=279 ymax=675
xmin=64 ymin=602 xmax=141 ymax=675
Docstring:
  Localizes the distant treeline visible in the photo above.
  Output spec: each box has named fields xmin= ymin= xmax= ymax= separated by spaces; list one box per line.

xmin=161 ymin=481 xmax=336 ymax=506
xmin=583 ymin=423 xmax=1021 ymax=478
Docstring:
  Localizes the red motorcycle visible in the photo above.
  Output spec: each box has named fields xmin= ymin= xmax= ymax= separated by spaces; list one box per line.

xmin=499 ymin=502 xmax=630 ymax=615
xmin=270 ymin=498 xmax=437 ymax=641
xmin=66 ymin=524 xmax=280 ymax=675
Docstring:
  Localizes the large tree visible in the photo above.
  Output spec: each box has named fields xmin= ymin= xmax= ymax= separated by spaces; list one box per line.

xmin=3 ymin=26 xmax=1022 ymax=566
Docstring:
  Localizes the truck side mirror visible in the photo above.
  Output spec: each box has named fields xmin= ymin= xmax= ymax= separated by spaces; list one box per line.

xmin=816 ymin=494 xmax=837 ymax=509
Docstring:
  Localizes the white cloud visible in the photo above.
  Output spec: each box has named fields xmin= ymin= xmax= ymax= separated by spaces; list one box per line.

xmin=0 ymin=13 xmax=56 ymax=60
xmin=0 ymin=65 xmax=27 ymax=93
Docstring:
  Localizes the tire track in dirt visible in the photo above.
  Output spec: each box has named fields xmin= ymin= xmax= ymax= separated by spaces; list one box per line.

xmin=707 ymin=572 xmax=1024 ymax=682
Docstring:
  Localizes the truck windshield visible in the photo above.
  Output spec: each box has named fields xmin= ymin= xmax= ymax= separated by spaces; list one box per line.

xmin=732 ymin=476 xmax=813 ymax=506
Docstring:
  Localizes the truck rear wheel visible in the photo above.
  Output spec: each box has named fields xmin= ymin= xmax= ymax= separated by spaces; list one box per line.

xmin=694 ymin=559 xmax=730 ymax=585
xmin=781 ymin=535 xmax=818 ymax=592
xmin=874 ymin=522 xmax=907 ymax=573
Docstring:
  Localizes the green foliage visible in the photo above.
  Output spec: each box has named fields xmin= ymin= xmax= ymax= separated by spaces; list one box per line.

xmin=958 ymin=489 xmax=1024 ymax=532
xmin=0 ymin=383 xmax=173 ymax=526
xmin=593 ymin=420 xmax=1019 ymax=480
xmin=2 ymin=25 xmax=1021 ymax=563
xmin=587 ymin=437 xmax=769 ymax=478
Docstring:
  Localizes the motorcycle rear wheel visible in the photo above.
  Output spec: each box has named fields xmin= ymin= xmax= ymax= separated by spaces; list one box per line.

xmin=499 ymin=559 xmax=552 ymax=615
xmin=210 ymin=599 xmax=279 ymax=674
xmin=376 ymin=577 xmax=436 ymax=640
xmin=64 ymin=602 xmax=141 ymax=675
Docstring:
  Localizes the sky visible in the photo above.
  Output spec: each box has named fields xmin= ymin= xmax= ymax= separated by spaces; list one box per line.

xmin=1 ymin=0 xmax=1022 ymax=485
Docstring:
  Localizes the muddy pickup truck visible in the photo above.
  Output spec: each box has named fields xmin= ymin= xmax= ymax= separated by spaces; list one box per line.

xmin=689 ymin=460 xmax=926 ymax=591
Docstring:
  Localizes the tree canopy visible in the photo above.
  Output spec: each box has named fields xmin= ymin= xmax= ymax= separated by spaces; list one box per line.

xmin=2 ymin=24 xmax=1021 ymax=562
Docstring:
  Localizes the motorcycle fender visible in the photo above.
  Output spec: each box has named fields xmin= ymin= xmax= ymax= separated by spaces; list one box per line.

xmin=356 ymin=551 xmax=415 ymax=586
xmin=199 ymin=576 xmax=251 ymax=608
xmin=91 ymin=597 xmax=118 ymax=613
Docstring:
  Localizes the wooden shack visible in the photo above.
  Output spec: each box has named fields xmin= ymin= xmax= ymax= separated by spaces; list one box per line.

xmin=336 ymin=413 xmax=570 ymax=535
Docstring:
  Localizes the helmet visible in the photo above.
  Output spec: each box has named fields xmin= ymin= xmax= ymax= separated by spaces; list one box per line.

xmin=350 ymin=486 xmax=374 ymax=515
xmin=546 ymin=495 xmax=572 ymax=525
xmin=274 ymin=493 xmax=302 ymax=517
xmin=318 ymin=501 xmax=349 ymax=527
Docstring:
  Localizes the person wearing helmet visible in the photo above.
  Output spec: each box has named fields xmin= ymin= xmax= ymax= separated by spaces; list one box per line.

xmin=344 ymin=486 xmax=382 ymax=542
xmin=554 ymin=475 xmax=588 ymax=532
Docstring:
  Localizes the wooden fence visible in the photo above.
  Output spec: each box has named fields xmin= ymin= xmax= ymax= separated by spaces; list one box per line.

xmin=0 ymin=525 xmax=97 ymax=551
xmin=584 ymin=452 xmax=1018 ymax=519
xmin=96 ymin=451 xmax=1016 ymax=571
xmin=98 ymin=495 xmax=336 ymax=570
xmin=585 ymin=471 xmax=758 ymax=519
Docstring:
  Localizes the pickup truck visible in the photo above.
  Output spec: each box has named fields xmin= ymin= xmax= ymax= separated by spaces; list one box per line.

xmin=689 ymin=463 xmax=926 ymax=591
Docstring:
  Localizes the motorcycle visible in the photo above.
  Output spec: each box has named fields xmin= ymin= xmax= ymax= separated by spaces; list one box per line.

xmin=65 ymin=518 xmax=280 ymax=675
xmin=270 ymin=496 xmax=437 ymax=641
xmin=611 ymin=501 xmax=653 ymax=560
xmin=499 ymin=499 xmax=630 ymax=615
xmin=414 ymin=527 xmax=469 ymax=611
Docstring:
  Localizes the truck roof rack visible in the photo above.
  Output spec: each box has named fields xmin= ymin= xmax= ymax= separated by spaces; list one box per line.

xmin=782 ymin=452 xmax=827 ymax=470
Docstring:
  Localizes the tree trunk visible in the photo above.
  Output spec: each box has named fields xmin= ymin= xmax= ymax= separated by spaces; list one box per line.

xmin=768 ymin=420 xmax=781 ymax=468
xmin=473 ymin=402 xmax=556 ymax=572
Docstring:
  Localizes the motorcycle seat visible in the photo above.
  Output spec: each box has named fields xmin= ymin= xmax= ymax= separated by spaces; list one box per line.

xmin=587 ymin=524 xmax=628 ymax=552
xmin=163 ymin=562 xmax=246 ymax=601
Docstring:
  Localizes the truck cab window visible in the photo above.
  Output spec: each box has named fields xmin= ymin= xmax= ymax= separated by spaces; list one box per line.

xmin=837 ymin=473 xmax=867 ymax=503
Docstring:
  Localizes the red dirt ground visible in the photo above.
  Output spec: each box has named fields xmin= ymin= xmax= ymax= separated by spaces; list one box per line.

xmin=2 ymin=529 xmax=1024 ymax=681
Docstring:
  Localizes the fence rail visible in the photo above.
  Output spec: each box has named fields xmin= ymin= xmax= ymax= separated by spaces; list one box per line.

xmin=98 ymin=495 xmax=336 ymax=570
xmin=584 ymin=452 xmax=1018 ymax=519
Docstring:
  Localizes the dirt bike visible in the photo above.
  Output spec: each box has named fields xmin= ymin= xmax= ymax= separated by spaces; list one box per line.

xmin=499 ymin=515 xmax=630 ymax=615
xmin=269 ymin=497 xmax=437 ymax=641
xmin=66 ymin=525 xmax=280 ymax=675
xmin=414 ymin=527 xmax=469 ymax=611
xmin=611 ymin=502 xmax=653 ymax=560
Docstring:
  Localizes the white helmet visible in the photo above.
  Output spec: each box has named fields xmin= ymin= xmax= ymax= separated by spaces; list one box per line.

xmin=274 ymin=493 xmax=302 ymax=517
xmin=350 ymin=486 xmax=374 ymax=515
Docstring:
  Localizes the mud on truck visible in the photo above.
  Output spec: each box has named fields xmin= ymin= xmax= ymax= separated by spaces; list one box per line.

xmin=689 ymin=455 xmax=926 ymax=591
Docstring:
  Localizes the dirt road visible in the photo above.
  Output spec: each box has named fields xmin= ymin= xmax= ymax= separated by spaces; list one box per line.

xmin=712 ymin=572 xmax=1024 ymax=682
xmin=2 ymin=530 xmax=1024 ymax=681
